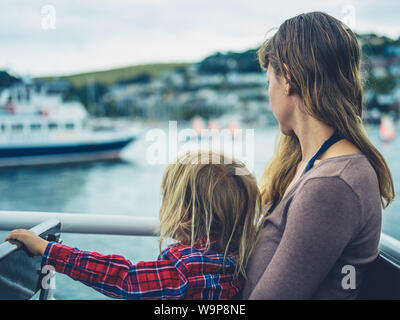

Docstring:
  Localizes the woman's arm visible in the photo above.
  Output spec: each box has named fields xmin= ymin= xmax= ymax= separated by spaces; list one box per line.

xmin=249 ymin=176 xmax=361 ymax=299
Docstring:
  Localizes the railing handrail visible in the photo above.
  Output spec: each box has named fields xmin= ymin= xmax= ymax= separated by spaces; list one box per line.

xmin=379 ymin=233 xmax=400 ymax=268
xmin=0 ymin=210 xmax=400 ymax=266
xmin=0 ymin=210 xmax=159 ymax=236
xmin=0 ymin=218 xmax=61 ymax=260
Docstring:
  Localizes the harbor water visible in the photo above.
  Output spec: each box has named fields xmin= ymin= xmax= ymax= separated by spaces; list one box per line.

xmin=0 ymin=122 xmax=399 ymax=300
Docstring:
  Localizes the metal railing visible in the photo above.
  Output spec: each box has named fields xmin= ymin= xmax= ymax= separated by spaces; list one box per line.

xmin=0 ymin=211 xmax=160 ymax=300
xmin=0 ymin=210 xmax=159 ymax=236
xmin=0 ymin=211 xmax=400 ymax=258
xmin=379 ymin=233 xmax=400 ymax=268
xmin=1 ymin=210 xmax=400 ymax=300
xmin=0 ymin=210 xmax=400 ymax=264
xmin=0 ymin=218 xmax=62 ymax=300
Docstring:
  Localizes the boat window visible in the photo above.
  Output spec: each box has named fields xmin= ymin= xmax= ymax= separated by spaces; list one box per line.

xmin=65 ymin=123 xmax=75 ymax=130
xmin=11 ymin=123 xmax=24 ymax=132
xmin=0 ymin=124 xmax=6 ymax=132
xmin=30 ymin=123 xmax=42 ymax=131
xmin=48 ymin=122 xmax=58 ymax=130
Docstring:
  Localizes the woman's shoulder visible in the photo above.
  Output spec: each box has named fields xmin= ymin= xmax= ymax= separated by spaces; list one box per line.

xmin=297 ymin=152 xmax=381 ymax=216
xmin=306 ymin=151 xmax=369 ymax=178
xmin=308 ymin=152 xmax=378 ymax=187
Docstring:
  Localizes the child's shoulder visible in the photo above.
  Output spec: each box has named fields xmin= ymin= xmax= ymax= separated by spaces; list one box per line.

xmin=158 ymin=241 xmax=203 ymax=259
xmin=159 ymin=239 xmax=236 ymax=268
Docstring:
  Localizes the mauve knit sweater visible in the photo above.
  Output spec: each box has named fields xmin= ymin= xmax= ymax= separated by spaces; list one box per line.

xmin=243 ymin=153 xmax=382 ymax=300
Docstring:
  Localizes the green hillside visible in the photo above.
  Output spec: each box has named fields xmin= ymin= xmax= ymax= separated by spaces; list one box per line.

xmin=37 ymin=62 xmax=192 ymax=87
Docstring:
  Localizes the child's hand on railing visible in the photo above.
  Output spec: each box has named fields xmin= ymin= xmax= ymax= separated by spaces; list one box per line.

xmin=4 ymin=229 xmax=49 ymax=256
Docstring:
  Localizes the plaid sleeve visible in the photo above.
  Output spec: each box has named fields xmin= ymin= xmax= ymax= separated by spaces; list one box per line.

xmin=41 ymin=242 xmax=188 ymax=300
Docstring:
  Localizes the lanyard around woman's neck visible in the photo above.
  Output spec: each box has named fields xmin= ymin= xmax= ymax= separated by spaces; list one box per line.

xmin=304 ymin=129 xmax=343 ymax=174
xmin=266 ymin=129 xmax=344 ymax=216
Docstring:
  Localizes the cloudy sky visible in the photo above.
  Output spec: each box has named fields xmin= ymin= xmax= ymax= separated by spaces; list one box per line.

xmin=1 ymin=0 xmax=399 ymax=77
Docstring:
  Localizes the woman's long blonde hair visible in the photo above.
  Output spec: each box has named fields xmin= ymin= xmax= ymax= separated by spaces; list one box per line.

xmin=258 ymin=12 xmax=394 ymax=210
xmin=158 ymin=150 xmax=262 ymax=279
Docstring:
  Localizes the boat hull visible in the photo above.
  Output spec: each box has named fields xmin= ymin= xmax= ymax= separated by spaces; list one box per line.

xmin=0 ymin=136 xmax=136 ymax=167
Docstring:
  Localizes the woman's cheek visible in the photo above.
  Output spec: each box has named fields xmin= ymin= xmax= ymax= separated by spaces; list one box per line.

xmin=269 ymin=87 xmax=279 ymax=118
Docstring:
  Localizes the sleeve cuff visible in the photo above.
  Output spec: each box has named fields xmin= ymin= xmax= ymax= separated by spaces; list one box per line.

xmin=41 ymin=241 xmax=55 ymax=269
xmin=40 ymin=242 xmax=77 ymax=272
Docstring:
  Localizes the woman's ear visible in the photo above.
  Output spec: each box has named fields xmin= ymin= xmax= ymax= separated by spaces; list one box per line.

xmin=283 ymin=63 xmax=291 ymax=81
xmin=283 ymin=63 xmax=291 ymax=95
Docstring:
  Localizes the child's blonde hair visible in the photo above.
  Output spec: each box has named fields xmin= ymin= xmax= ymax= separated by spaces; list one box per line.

xmin=158 ymin=149 xmax=262 ymax=279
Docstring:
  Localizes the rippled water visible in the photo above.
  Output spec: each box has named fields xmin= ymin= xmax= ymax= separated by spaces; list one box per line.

xmin=0 ymin=122 xmax=398 ymax=299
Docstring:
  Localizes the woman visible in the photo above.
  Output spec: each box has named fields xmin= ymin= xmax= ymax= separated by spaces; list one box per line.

xmin=243 ymin=11 xmax=395 ymax=299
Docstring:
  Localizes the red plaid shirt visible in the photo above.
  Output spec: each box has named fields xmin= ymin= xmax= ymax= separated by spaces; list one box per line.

xmin=41 ymin=239 xmax=243 ymax=300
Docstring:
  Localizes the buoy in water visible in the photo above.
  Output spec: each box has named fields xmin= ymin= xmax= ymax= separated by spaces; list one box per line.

xmin=208 ymin=119 xmax=220 ymax=133
xmin=227 ymin=121 xmax=242 ymax=138
xmin=379 ymin=115 xmax=396 ymax=142
xmin=192 ymin=117 xmax=205 ymax=136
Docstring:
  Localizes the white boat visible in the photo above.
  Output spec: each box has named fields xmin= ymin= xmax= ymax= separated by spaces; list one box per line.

xmin=0 ymin=84 xmax=138 ymax=167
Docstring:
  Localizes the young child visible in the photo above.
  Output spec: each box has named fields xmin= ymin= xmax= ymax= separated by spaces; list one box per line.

xmin=5 ymin=150 xmax=262 ymax=300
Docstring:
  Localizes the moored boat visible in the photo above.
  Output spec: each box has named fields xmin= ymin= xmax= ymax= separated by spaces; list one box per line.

xmin=0 ymin=84 xmax=138 ymax=167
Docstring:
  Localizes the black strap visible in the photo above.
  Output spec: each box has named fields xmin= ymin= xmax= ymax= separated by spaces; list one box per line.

xmin=304 ymin=129 xmax=343 ymax=173
xmin=265 ymin=129 xmax=343 ymax=217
